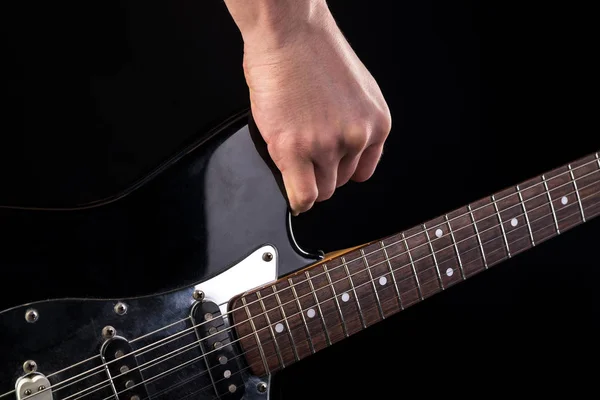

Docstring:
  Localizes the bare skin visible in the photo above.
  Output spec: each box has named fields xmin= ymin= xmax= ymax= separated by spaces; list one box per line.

xmin=223 ymin=0 xmax=392 ymax=215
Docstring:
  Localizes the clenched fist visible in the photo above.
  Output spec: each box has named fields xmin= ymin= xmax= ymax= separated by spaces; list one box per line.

xmin=224 ymin=0 xmax=392 ymax=215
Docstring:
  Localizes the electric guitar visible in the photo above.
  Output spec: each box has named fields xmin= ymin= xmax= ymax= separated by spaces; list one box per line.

xmin=1 ymin=110 xmax=598 ymax=400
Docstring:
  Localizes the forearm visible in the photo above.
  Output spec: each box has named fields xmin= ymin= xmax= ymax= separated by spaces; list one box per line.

xmin=223 ymin=0 xmax=334 ymax=47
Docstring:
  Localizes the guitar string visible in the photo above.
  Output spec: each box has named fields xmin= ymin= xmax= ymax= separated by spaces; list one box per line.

xmin=85 ymin=227 xmax=554 ymax=400
xmin=32 ymin=201 xmax=556 ymax=400
xmin=82 ymin=205 xmax=592 ymax=400
xmin=39 ymin=198 xmax=598 ymax=400
xmin=41 ymin=159 xmax=600 ymax=400
xmin=10 ymin=175 xmax=600 ymax=400
xmin=4 ymin=156 xmax=598 ymax=399
xmin=27 ymin=200 xmax=600 ymax=400
xmin=9 ymin=170 xmax=599 ymax=400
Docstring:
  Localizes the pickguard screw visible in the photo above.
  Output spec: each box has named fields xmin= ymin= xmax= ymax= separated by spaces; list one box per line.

xmin=262 ymin=252 xmax=273 ymax=262
xmin=23 ymin=360 xmax=37 ymax=373
xmin=25 ymin=309 xmax=39 ymax=323
xmin=102 ymin=326 xmax=116 ymax=339
xmin=192 ymin=289 xmax=205 ymax=301
xmin=257 ymin=382 xmax=267 ymax=393
xmin=114 ymin=302 xmax=128 ymax=315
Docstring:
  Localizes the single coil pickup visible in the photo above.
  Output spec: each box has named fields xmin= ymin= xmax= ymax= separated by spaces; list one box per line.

xmin=15 ymin=373 xmax=52 ymax=400
xmin=191 ymin=301 xmax=245 ymax=398
xmin=101 ymin=336 xmax=150 ymax=400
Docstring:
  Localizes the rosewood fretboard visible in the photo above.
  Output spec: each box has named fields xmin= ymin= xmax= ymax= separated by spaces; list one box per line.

xmin=230 ymin=151 xmax=600 ymax=377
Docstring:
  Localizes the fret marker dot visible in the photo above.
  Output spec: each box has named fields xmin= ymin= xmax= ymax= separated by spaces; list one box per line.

xmin=561 ymin=196 xmax=568 ymax=205
xmin=379 ymin=276 xmax=387 ymax=286
xmin=446 ymin=268 xmax=453 ymax=277
xmin=511 ymin=218 xmax=518 ymax=227
xmin=341 ymin=292 xmax=350 ymax=302
xmin=435 ymin=228 xmax=443 ymax=238
xmin=275 ymin=323 xmax=285 ymax=333
xmin=307 ymin=308 xmax=316 ymax=318
xmin=224 ymin=370 xmax=231 ymax=379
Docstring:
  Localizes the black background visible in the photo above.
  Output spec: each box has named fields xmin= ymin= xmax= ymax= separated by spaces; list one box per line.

xmin=1 ymin=0 xmax=598 ymax=398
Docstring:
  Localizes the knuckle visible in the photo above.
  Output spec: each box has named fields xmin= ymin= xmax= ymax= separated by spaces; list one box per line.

xmin=345 ymin=128 xmax=369 ymax=152
xmin=315 ymin=133 xmax=343 ymax=157
xmin=377 ymin=107 xmax=392 ymax=138
xmin=268 ymin=136 xmax=309 ymax=166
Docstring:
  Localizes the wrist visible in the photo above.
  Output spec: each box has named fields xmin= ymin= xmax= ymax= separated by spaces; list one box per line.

xmin=225 ymin=0 xmax=334 ymax=50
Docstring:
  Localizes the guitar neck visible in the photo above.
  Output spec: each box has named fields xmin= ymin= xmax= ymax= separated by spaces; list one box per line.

xmin=230 ymin=151 xmax=600 ymax=376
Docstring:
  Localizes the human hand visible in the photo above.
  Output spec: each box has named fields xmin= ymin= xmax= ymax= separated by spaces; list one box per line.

xmin=225 ymin=0 xmax=392 ymax=215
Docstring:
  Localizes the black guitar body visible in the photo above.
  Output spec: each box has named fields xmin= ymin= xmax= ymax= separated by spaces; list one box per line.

xmin=0 ymin=110 xmax=320 ymax=400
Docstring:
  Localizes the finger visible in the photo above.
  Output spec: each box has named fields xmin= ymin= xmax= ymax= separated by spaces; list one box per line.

xmin=279 ymin=157 xmax=319 ymax=215
xmin=336 ymin=151 xmax=361 ymax=188
xmin=351 ymin=142 xmax=384 ymax=182
xmin=314 ymin=158 xmax=339 ymax=202
xmin=336 ymin=129 xmax=368 ymax=187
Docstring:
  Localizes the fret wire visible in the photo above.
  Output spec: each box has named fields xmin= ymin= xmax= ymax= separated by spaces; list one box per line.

xmin=271 ymin=286 xmax=300 ymax=362
xmin=402 ymin=232 xmax=423 ymax=300
xmin=255 ymin=291 xmax=285 ymax=368
xmin=380 ymin=241 xmax=404 ymax=310
xmin=229 ymin=167 xmax=600 ymax=368
xmin=542 ymin=174 xmax=561 ymax=234
xmin=468 ymin=204 xmax=488 ymax=268
xmin=423 ymin=224 xmax=444 ymax=289
xmin=445 ymin=214 xmax=465 ymax=280
xmin=322 ymin=265 xmax=349 ymax=337
xmin=287 ymin=278 xmax=316 ymax=355
xmin=516 ymin=185 xmax=535 ymax=246
xmin=491 ymin=194 xmax=511 ymax=258
xmin=568 ymin=164 xmax=586 ymax=222
xmin=287 ymin=279 xmax=316 ymax=355
xmin=359 ymin=249 xmax=385 ymax=319
xmin=340 ymin=257 xmax=368 ymax=328
xmin=596 ymin=152 xmax=600 ymax=168
xmin=304 ymin=272 xmax=333 ymax=346
xmin=241 ymin=296 xmax=270 ymax=374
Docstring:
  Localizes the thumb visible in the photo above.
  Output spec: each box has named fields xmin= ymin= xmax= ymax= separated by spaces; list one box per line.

xmin=279 ymin=157 xmax=318 ymax=216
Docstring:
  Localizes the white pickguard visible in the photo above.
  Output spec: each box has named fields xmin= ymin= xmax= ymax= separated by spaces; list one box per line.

xmin=193 ymin=245 xmax=277 ymax=399
xmin=194 ymin=245 xmax=278 ymax=317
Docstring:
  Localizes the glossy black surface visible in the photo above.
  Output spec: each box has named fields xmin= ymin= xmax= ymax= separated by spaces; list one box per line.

xmin=0 ymin=285 xmax=265 ymax=399
xmin=0 ymin=110 xmax=319 ymax=312
xmin=0 ymin=111 xmax=319 ymax=399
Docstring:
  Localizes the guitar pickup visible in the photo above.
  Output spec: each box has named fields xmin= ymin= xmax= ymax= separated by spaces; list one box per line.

xmin=15 ymin=373 xmax=52 ymax=400
xmin=191 ymin=300 xmax=245 ymax=397
xmin=101 ymin=336 xmax=150 ymax=400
